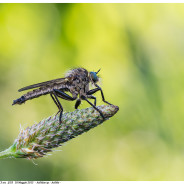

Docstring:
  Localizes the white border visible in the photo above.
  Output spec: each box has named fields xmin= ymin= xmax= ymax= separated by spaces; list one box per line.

xmin=8 ymin=182 xmax=184 ymax=184
xmin=0 ymin=0 xmax=184 ymax=3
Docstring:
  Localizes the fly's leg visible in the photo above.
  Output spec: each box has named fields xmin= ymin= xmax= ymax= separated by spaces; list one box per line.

xmin=75 ymin=99 xmax=81 ymax=109
xmin=87 ymin=95 xmax=96 ymax=106
xmin=50 ymin=92 xmax=63 ymax=124
xmin=81 ymin=96 xmax=105 ymax=120
xmin=87 ymin=84 xmax=112 ymax=105
xmin=50 ymin=93 xmax=61 ymax=114
xmin=75 ymin=96 xmax=95 ymax=109
xmin=54 ymin=89 xmax=77 ymax=115
xmin=87 ymin=87 xmax=99 ymax=95
xmin=54 ymin=89 xmax=77 ymax=101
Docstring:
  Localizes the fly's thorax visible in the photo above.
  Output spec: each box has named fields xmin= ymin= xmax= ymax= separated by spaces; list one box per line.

xmin=69 ymin=80 xmax=89 ymax=99
xmin=64 ymin=68 xmax=91 ymax=98
xmin=65 ymin=68 xmax=88 ymax=79
xmin=68 ymin=79 xmax=87 ymax=94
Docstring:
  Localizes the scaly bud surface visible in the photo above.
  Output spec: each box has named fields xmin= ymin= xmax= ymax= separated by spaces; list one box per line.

xmin=0 ymin=105 xmax=119 ymax=159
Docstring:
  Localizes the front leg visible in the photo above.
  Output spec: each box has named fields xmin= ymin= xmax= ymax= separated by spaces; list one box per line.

xmin=81 ymin=95 xmax=105 ymax=120
xmin=75 ymin=95 xmax=96 ymax=109
xmin=87 ymin=87 xmax=100 ymax=95
xmin=87 ymin=85 xmax=112 ymax=105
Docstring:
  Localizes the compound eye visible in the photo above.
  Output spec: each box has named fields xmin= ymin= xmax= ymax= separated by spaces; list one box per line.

xmin=90 ymin=72 xmax=98 ymax=83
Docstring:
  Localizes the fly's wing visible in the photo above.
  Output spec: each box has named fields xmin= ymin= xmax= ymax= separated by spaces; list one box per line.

xmin=18 ymin=77 xmax=66 ymax=92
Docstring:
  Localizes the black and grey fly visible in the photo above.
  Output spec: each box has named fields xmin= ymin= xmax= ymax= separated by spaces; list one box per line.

xmin=13 ymin=68 xmax=112 ymax=124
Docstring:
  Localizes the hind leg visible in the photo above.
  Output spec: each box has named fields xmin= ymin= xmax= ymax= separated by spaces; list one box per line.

xmin=52 ymin=89 xmax=77 ymax=124
xmin=50 ymin=92 xmax=63 ymax=124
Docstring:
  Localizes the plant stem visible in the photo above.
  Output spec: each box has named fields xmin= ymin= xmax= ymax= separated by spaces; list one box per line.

xmin=0 ymin=146 xmax=15 ymax=159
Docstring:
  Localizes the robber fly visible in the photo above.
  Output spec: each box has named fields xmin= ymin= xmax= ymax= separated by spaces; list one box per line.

xmin=12 ymin=68 xmax=112 ymax=124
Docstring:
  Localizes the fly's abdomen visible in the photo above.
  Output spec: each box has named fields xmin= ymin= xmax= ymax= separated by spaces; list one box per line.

xmin=12 ymin=96 xmax=26 ymax=105
xmin=12 ymin=87 xmax=52 ymax=105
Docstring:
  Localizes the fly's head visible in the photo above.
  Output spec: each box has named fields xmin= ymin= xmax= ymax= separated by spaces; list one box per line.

xmin=89 ymin=69 xmax=101 ymax=85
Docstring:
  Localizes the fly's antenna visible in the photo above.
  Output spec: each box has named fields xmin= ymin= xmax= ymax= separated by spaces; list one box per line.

xmin=96 ymin=68 xmax=101 ymax=74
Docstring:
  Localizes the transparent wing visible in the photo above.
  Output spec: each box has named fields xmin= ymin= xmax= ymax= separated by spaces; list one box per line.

xmin=18 ymin=77 xmax=66 ymax=92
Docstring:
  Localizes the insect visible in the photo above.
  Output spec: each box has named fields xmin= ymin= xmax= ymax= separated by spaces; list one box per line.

xmin=12 ymin=68 xmax=112 ymax=124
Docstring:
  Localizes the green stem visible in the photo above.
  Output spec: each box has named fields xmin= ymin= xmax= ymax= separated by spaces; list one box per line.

xmin=0 ymin=146 xmax=15 ymax=159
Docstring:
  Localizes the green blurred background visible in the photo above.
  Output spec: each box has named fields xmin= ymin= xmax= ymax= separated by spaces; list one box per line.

xmin=0 ymin=3 xmax=184 ymax=181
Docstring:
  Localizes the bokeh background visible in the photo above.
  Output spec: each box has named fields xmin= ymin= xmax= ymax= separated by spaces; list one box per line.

xmin=0 ymin=3 xmax=184 ymax=181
